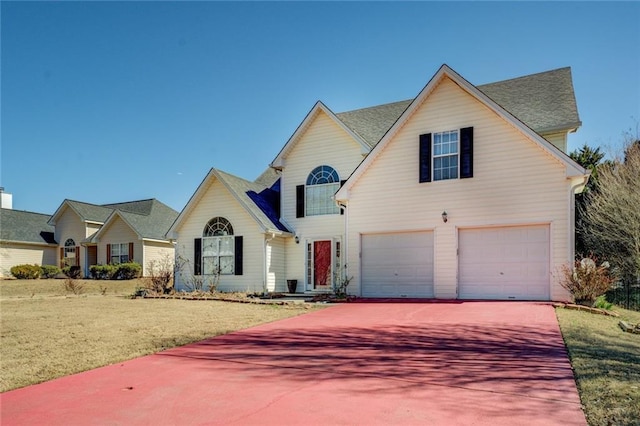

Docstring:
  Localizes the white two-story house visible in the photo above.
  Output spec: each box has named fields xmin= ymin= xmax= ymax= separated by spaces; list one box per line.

xmin=167 ymin=64 xmax=588 ymax=301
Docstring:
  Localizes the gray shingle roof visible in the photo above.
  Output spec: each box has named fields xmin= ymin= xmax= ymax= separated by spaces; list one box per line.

xmin=254 ymin=167 xmax=281 ymax=187
xmin=334 ymin=67 xmax=580 ymax=146
xmin=1 ymin=208 xmax=56 ymax=245
xmin=114 ymin=200 xmax=179 ymax=240
xmin=477 ymin=67 xmax=581 ymax=133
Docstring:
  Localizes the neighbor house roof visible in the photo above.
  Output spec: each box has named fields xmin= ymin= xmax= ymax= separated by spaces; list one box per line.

xmin=86 ymin=199 xmax=179 ymax=243
xmin=0 ymin=208 xmax=57 ymax=245
xmin=167 ymin=168 xmax=290 ymax=239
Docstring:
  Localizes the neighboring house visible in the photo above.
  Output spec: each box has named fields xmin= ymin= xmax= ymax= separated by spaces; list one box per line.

xmin=168 ymin=64 xmax=589 ymax=301
xmin=0 ymin=208 xmax=58 ymax=277
xmin=48 ymin=199 xmax=179 ymax=277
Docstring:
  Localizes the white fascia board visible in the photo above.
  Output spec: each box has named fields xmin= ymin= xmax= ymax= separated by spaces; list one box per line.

xmin=89 ymin=211 xmax=142 ymax=243
xmin=213 ymin=170 xmax=270 ymax=233
xmin=165 ymin=168 xmax=216 ymax=237
xmin=141 ymin=238 xmax=173 ymax=244
xmin=270 ymin=101 xmax=370 ymax=169
xmin=0 ymin=240 xmax=58 ymax=247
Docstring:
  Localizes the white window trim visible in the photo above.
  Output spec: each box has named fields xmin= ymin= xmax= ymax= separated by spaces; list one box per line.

xmin=110 ymin=243 xmax=129 ymax=265
xmin=432 ymin=129 xmax=460 ymax=181
xmin=202 ymin=235 xmax=235 ymax=275
xmin=305 ymin=237 xmax=342 ymax=291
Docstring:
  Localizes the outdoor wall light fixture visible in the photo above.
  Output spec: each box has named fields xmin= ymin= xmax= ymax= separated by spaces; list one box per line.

xmin=442 ymin=211 xmax=448 ymax=223
xmin=295 ymin=235 xmax=300 ymax=244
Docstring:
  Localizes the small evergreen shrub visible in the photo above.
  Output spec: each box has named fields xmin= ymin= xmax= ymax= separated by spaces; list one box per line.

xmin=593 ymin=295 xmax=614 ymax=310
xmin=10 ymin=264 xmax=41 ymax=279
xmin=40 ymin=265 xmax=61 ymax=279
xmin=90 ymin=264 xmax=117 ymax=280
xmin=62 ymin=265 xmax=82 ymax=279
xmin=113 ymin=262 xmax=142 ymax=280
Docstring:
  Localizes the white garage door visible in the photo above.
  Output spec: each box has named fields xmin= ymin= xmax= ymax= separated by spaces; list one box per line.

xmin=361 ymin=232 xmax=434 ymax=298
xmin=459 ymin=225 xmax=550 ymax=300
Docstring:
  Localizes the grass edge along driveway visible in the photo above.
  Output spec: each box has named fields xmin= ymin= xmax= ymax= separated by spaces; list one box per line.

xmin=556 ymin=306 xmax=640 ymax=426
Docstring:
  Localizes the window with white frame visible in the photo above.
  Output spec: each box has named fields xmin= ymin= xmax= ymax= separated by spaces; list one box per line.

xmin=110 ymin=243 xmax=129 ymax=264
xmin=202 ymin=217 xmax=235 ymax=275
xmin=305 ymin=165 xmax=340 ymax=216
xmin=64 ymin=238 xmax=76 ymax=267
xmin=433 ymin=130 xmax=459 ymax=181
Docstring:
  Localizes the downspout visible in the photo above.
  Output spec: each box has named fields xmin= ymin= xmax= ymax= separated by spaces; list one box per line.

xmin=337 ymin=201 xmax=348 ymax=286
xmin=263 ymin=232 xmax=276 ymax=295
xmin=569 ymin=174 xmax=590 ymax=262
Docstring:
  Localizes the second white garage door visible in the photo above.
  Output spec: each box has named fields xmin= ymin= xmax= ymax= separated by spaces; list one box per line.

xmin=361 ymin=231 xmax=434 ymax=298
xmin=458 ymin=225 xmax=550 ymax=300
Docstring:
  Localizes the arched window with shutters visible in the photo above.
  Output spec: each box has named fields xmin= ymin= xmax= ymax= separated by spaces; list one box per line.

xmin=200 ymin=217 xmax=236 ymax=275
xmin=63 ymin=238 xmax=78 ymax=267
xmin=299 ymin=165 xmax=340 ymax=216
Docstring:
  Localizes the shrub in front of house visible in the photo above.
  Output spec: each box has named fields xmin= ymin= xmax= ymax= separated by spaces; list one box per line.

xmin=40 ymin=265 xmax=61 ymax=279
xmin=113 ymin=262 xmax=142 ymax=280
xmin=559 ymin=255 xmax=615 ymax=306
xmin=62 ymin=266 xmax=82 ymax=279
xmin=89 ymin=264 xmax=117 ymax=280
xmin=10 ymin=264 xmax=41 ymax=279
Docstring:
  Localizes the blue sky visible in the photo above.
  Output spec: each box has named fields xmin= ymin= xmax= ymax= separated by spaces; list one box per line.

xmin=2 ymin=1 xmax=639 ymax=215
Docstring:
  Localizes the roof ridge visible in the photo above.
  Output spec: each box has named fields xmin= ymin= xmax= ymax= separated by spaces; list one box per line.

xmin=478 ymin=66 xmax=571 ymax=87
xmin=336 ymin=99 xmax=413 ymax=115
xmin=102 ymin=198 xmax=156 ymax=207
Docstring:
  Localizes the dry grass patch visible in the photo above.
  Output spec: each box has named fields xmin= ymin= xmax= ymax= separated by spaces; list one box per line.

xmin=557 ymin=306 xmax=640 ymax=426
xmin=1 ymin=279 xmax=321 ymax=392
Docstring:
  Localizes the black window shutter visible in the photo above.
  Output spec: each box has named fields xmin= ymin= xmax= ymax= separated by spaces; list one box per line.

xmin=194 ymin=238 xmax=202 ymax=275
xmin=419 ymin=133 xmax=432 ymax=183
xmin=296 ymin=185 xmax=305 ymax=218
xmin=234 ymin=236 xmax=243 ymax=275
xmin=339 ymin=180 xmax=346 ymax=215
xmin=460 ymin=127 xmax=474 ymax=179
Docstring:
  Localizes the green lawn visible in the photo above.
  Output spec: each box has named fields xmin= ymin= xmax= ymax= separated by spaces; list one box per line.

xmin=557 ymin=306 xmax=640 ymax=426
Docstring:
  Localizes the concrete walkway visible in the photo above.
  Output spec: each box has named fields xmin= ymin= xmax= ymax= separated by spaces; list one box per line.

xmin=1 ymin=302 xmax=586 ymax=425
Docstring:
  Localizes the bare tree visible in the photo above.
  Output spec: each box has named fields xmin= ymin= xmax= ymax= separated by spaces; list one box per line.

xmin=581 ymin=133 xmax=640 ymax=285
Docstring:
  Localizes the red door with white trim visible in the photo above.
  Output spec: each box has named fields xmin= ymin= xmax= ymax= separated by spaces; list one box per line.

xmin=313 ymin=240 xmax=332 ymax=289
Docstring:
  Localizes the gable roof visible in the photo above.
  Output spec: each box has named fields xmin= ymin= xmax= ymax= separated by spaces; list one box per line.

xmin=167 ymin=169 xmax=290 ymax=239
xmin=270 ymin=101 xmax=371 ymax=169
xmin=270 ymin=66 xmax=581 ymax=171
xmin=335 ymin=64 xmax=587 ymax=201
xmin=477 ymin=67 xmax=581 ymax=134
xmin=334 ymin=67 xmax=581 ymax=149
xmin=88 ymin=199 xmax=179 ymax=243
xmin=1 ymin=208 xmax=57 ymax=246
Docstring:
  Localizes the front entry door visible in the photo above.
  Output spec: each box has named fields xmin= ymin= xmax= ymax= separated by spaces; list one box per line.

xmin=312 ymin=240 xmax=332 ymax=289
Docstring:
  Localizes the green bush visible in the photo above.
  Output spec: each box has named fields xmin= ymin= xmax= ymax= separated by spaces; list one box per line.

xmin=114 ymin=262 xmax=142 ymax=280
xmin=593 ymin=295 xmax=614 ymax=310
xmin=62 ymin=266 xmax=82 ymax=279
xmin=40 ymin=265 xmax=61 ymax=279
xmin=10 ymin=264 xmax=41 ymax=279
xmin=89 ymin=264 xmax=117 ymax=280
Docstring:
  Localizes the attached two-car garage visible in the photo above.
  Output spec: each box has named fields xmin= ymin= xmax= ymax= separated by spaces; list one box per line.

xmin=361 ymin=231 xmax=434 ymax=298
xmin=360 ymin=225 xmax=550 ymax=300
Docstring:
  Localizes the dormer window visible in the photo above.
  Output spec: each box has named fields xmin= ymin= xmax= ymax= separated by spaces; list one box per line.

xmin=298 ymin=165 xmax=340 ymax=217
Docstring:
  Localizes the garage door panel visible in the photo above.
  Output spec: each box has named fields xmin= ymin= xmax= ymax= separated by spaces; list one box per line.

xmin=459 ymin=225 xmax=550 ymax=300
xmin=362 ymin=232 xmax=434 ymax=298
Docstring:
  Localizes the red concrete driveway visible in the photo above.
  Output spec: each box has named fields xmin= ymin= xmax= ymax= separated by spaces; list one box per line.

xmin=1 ymin=302 xmax=585 ymax=425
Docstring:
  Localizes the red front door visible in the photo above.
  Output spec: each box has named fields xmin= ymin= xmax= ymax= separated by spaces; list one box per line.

xmin=313 ymin=240 xmax=332 ymax=289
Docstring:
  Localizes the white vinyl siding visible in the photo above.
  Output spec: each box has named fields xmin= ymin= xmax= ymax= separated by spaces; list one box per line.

xmin=266 ymin=237 xmax=286 ymax=292
xmin=0 ymin=243 xmax=57 ymax=277
xmin=173 ymin=178 xmax=264 ymax=292
xmin=280 ymin=110 xmax=364 ymax=284
xmin=142 ymin=241 xmax=175 ymax=277
xmin=345 ymin=76 xmax=572 ymax=301
xmin=54 ymin=206 xmax=88 ymax=274
xmin=98 ymin=216 xmax=139 ymax=265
